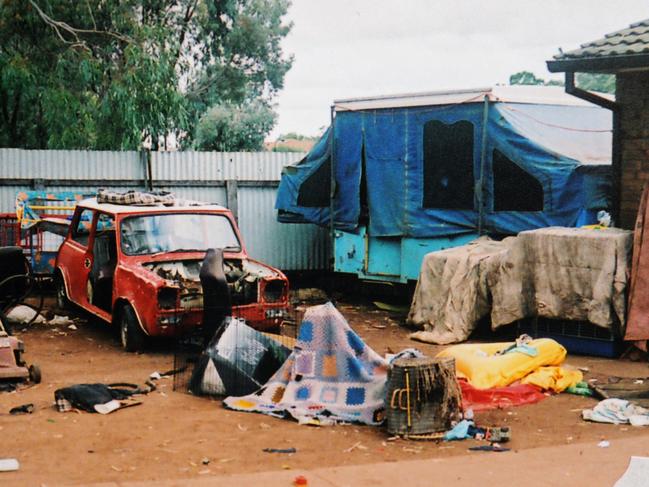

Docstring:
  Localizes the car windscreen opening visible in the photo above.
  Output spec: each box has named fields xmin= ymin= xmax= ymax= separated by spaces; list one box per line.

xmin=120 ymin=213 xmax=241 ymax=256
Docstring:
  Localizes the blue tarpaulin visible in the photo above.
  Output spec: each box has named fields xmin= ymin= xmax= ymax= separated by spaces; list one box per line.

xmin=276 ymin=86 xmax=612 ymax=238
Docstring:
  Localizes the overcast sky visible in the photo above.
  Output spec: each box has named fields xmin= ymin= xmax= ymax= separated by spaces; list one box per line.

xmin=270 ymin=0 xmax=648 ymax=138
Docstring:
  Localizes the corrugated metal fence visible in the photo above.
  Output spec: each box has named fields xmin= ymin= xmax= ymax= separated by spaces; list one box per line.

xmin=0 ymin=149 xmax=329 ymax=271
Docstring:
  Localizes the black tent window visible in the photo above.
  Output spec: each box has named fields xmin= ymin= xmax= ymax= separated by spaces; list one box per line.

xmin=297 ymin=156 xmax=331 ymax=207
xmin=422 ymin=120 xmax=474 ymax=210
xmin=493 ymin=149 xmax=544 ymax=211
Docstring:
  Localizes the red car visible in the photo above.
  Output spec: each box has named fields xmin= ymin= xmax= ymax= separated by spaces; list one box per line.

xmin=55 ymin=198 xmax=289 ymax=351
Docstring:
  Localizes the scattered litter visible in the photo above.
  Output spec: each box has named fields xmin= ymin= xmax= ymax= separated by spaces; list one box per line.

xmin=263 ymin=448 xmax=296 ymax=454
xmin=0 ymin=458 xmax=19 ymax=472
xmin=402 ymin=446 xmax=423 ymax=454
xmin=48 ymin=315 xmax=73 ymax=326
xmin=110 ymin=465 xmax=122 ymax=472
xmin=259 ymin=422 xmax=271 ymax=430
xmin=343 ymin=442 xmax=367 ymax=453
xmin=237 ymin=424 xmax=248 ymax=432
xmin=198 ymin=469 xmax=211 ymax=475
xmin=578 ymin=367 xmax=590 ymax=373
xmin=219 ymin=458 xmax=233 ymax=463
xmin=634 ymin=380 xmax=644 ymax=385
xmin=373 ymin=301 xmax=409 ymax=314
xmin=293 ymin=475 xmax=308 ymax=486
xmin=469 ymin=444 xmax=510 ymax=452
xmin=201 ymin=457 xmax=210 ymax=465
xmin=67 ymin=324 xmax=77 ymax=331
xmin=150 ymin=372 xmax=162 ymax=381
xmin=583 ymin=399 xmax=649 ymax=426
xmin=598 ymin=440 xmax=610 ymax=448
xmin=6 ymin=305 xmax=46 ymax=325
xmin=9 ymin=403 xmax=34 ymax=415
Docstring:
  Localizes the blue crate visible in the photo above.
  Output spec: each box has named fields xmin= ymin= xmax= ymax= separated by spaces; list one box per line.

xmin=516 ymin=318 xmax=625 ymax=358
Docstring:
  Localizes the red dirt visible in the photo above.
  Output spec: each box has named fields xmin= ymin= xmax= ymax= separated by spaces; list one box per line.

xmin=1 ymin=298 xmax=648 ymax=485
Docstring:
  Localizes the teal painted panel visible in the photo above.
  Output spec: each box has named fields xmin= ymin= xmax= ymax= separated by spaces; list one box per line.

xmin=334 ymin=227 xmax=480 ymax=283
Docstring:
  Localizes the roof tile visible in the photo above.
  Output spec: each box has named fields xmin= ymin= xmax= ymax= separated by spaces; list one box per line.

xmin=554 ymin=18 xmax=649 ymax=60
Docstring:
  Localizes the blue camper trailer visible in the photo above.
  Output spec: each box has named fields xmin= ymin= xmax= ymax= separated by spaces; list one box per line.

xmin=276 ymin=86 xmax=613 ymax=283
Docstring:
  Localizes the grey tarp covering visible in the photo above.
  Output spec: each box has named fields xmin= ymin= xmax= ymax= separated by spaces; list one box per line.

xmin=408 ymin=238 xmax=512 ymax=345
xmin=491 ymin=227 xmax=632 ymax=331
xmin=408 ymin=227 xmax=632 ymax=345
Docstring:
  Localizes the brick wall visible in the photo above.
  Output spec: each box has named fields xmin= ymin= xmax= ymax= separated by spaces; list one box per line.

xmin=618 ymin=71 xmax=649 ymax=228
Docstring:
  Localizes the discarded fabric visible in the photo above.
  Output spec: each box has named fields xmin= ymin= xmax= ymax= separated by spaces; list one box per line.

xmin=189 ymin=318 xmax=292 ymax=397
xmin=437 ymin=338 xmax=579 ymax=390
xmin=224 ymin=302 xmax=389 ymax=426
xmin=583 ymin=399 xmax=649 ymax=426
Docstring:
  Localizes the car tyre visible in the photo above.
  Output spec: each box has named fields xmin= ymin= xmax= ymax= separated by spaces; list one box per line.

xmin=55 ymin=272 xmax=71 ymax=311
xmin=118 ymin=304 xmax=146 ymax=353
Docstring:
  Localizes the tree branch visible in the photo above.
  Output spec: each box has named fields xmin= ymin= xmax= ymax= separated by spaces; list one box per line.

xmin=29 ymin=0 xmax=133 ymax=48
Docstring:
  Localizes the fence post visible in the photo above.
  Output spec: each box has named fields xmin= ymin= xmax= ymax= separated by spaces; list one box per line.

xmin=226 ymin=180 xmax=238 ymax=222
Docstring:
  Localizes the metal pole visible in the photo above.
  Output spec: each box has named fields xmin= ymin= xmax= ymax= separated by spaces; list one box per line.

xmin=477 ymin=95 xmax=490 ymax=235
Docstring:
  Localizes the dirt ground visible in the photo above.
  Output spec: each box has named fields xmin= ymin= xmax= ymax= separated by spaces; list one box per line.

xmin=1 ymin=294 xmax=649 ymax=486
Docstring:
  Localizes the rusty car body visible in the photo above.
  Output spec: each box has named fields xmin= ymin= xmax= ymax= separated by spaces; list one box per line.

xmin=55 ymin=198 xmax=289 ymax=351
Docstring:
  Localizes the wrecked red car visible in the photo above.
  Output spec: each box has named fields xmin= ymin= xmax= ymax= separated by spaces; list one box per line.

xmin=55 ymin=198 xmax=289 ymax=351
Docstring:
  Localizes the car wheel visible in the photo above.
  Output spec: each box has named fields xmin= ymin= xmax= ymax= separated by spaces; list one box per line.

xmin=28 ymin=364 xmax=42 ymax=384
xmin=55 ymin=272 xmax=71 ymax=310
xmin=118 ymin=304 xmax=146 ymax=352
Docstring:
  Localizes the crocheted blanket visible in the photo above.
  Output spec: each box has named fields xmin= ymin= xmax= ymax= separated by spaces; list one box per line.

xmin=224 ymin=302 xmax=389 ymax=425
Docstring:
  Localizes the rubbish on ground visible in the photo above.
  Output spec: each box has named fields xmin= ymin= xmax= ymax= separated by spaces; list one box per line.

xmin=0 ymin=458 xmax=20 ymax=472
xmin=386 ymin=355 xmax=462 ymax=438
xmin=443 ymin=420 xmax=473 ymax=441
xmin=459 ymin=380 xmax=546 ymax=412
xmin=291 ymin=288 xmax=328 ymax=304
xmin=591 ymin=379 xmax=649 ymax=408
xmin=54 ymin=382 xmax=153 ymax=414
xmin=343 ymin=442 xmax=367 ymax=453
xmin=583 ymin=399 xmax=649 ymax=426
xmin=293 ymin=475 xmax=308 ymax=486
xmin=150 ymin=372 xmax=162 ymax=381
xmin=436 ymin=338 xmax=581 ymax=391
xmin=565 ymin=381 xmax=593 ymax=396
xmin=598 ymin=440 xmax=611 ymax=448
xmin=67 ymin=324 xmax=77 ymax=331
xmin=5 ymin=305 xmax=46 ymax=325
xmin=373 ymin=302 xmax=409 ymax=314
xmin=189 ymin=317 xmax=292 ymax=397
xmin=262 ymin=448 xmax=296 ymax=454
xmin=614 ymin=456 xmax=649 ymax=487
xmin=469 ymin=444 xmax=510 ymax=452
xmin=48 ymin=315 xmax=74 ymax=326
xmin=224 ymin=303 xmax=389 ymax=426
xmin=9 ymin=403 xmax=34 ymax=415
xmin=443 ymin=420 xmax=511 ymax=443
xmin=201 ymin=457 xmax=210 ymax=465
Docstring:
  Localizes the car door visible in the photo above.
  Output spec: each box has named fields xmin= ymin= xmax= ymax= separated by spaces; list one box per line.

xmin=65 ymin=208 xmax=96 ymax=307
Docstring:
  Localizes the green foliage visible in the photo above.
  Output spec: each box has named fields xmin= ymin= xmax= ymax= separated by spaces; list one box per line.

xmin=509 ymin=71 xmax=615 ymax=94
xmin=194 ymin=101 xmax=276 ymax=151
xmin=576 ymin=73 xmax=615 ymax=94
xmin=0 ymin=0 xmax=292 ymax=150
xmin=509 ymin=71 xmax=545 ymax=85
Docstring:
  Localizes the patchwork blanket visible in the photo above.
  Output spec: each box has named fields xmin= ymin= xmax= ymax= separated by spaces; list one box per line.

xmin=224 ymin=302 xmax=389 ymax=425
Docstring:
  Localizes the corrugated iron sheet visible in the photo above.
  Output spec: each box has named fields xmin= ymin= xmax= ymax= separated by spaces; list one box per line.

xmin=0 ymin=149 xmax=326 ymax=271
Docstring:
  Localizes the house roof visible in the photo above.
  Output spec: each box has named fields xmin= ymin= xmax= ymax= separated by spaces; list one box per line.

xmin=333 ymin=85 xmax=601 ymax=111
xmin=547 ymin=19 xmax=649 ymax=73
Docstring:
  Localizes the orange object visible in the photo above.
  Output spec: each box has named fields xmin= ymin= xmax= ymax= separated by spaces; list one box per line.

xmin=293 ymin=475 xmax=308 ymax=486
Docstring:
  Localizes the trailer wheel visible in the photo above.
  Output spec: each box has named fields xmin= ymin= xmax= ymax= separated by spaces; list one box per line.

xmin=28 ymin=364 xmax=41 ymax=384
xmin=118 ymin=304 xmax=146 ymax=353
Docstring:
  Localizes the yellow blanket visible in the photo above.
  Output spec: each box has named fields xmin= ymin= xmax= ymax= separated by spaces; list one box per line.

xmin=436 ymin=338 xmax=581 ymax=390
